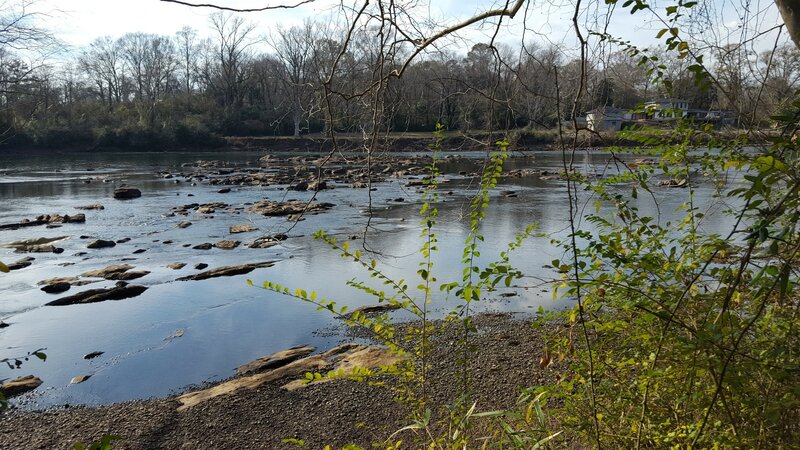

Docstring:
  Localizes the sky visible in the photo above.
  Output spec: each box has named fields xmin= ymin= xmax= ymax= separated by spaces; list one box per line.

xmin=27 ymin=0 xmax=785 ymax=58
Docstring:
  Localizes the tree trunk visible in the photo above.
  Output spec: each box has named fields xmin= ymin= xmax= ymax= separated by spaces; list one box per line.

xmin=776 ymin=0 xmax=800 ymax=50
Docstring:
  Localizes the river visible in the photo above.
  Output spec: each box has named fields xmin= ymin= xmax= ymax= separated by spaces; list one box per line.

xmin=0 ymin=148 xmax=731 ymax=409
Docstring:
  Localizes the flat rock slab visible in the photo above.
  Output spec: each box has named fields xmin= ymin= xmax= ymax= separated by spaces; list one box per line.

xmin=1 ymin=375 xmax=43 ymax=397
xmin=246 ymin=200 xmax=334 ymax=217
xmin=81 ymin=265 xmax=134 ymax=279
xmin=1 ymin=236 xmax=69 ymax=252
xmin=70 ymin=374 xmax=92 ymax=384
xmin=177 ymin=343 xmax=402 ymax=411
xmin=176 ymin=262 xmax=275 ymax=281
xmin=346 ymin=303 xmax=402 ymax=317
xmin=230 ymin=224 xmax=258 ymax=234
xmin=236 ymin=345 xmax=316 ymax=376
xmin=75 ymin=203 xmax=104 ymax=210
xmin=167 ymin=263 xmax=187 ymax=270
xmin=37 ymin=277 xmax=99 ymax=287
xmin=46 ymin=285 xmax=148 ymax=306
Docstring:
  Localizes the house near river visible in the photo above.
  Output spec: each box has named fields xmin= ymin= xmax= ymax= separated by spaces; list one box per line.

xmin=585 ymin=99 xmax=737 ymax=131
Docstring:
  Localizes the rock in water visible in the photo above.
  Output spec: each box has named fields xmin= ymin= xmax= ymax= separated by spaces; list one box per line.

xmin=83 ymin=351 xmax=104 ymax=360
xmin=167 ymin=262 xmax=187 ymax=270
xmin=194 ymin=263 xmax=209 ymax=270
xmin=81 ymin=265 xmax=133 ymax=278
xmin=41 ymin=282 xmax=71 ymax=294
xmin=230 ymin=224 xmax=258 ymax=234
xmin=87 ymin=239 xmax=116 ymax=249
xmin=75 ymin=203 xmax=104 ymax=210
xmin=193 ymin=243 xmax=212 ymax=250
xmin=1 ymin=375 xmax=43 ymax=397
xmin=214 ymin=240 xmax=240 ymax=250
xmin=113 ymin=186 xmax=141 ymax=199
xmin=46 ymin=285 xmax=148 ymax=306
xmin=176 ymin=262 xmax=275 ymax=281
xmin=70 ymin=374 xmax=91 ymax=384
xmin=177 ymin=221 xmax=192 ymax=229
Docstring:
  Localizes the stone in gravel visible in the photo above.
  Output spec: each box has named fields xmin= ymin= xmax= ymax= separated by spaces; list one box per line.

xmin=214 ymin=240 xmax=240 ymax=250
xmin=46 ymin=285 xmax=148 ymax=306
xmin=113 ymin=186 xmax=141 ymax=199
xmin=230 ymin=224 xmax=258 ymax=234
xmin=177 ymin=221 xmax=192 ymax=229
xmin=87 ymin=239 xmax=116 ymax=249
xmin=41 ymin=282 xmax=71 ymax=294
xmin=83 ymin=351 xmax=104 ymax=360
xmin=176 ymin=262 xmax=274 ymax=281
xmin=167 ymin=263 xmax=187 ymax=270
xmin=81 ymin=265 xmax=134 ymax=279
xmin=0 ymin=375 xmax=43 ymax=397
xmin=75 ymin=203 xmax=104 ymax=210
xmin=70 ymin=374 xmax=91 ymax=384
xmin=236 ymin=345 xmax=316 ymax=376
xmin=194 ymin=263 xmax=209 ymax=270
xmin=193 ymin=243 xmax=212 ymax=250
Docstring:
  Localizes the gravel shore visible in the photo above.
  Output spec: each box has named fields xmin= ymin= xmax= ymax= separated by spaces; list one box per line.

xmin=0 ymin=313 xmax=561 ymax=450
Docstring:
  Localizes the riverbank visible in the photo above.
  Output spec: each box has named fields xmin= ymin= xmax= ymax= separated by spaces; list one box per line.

xmin=0 ymin=127 xmax=771 ymax=155
xmin=0 ymin=312 xmax=562 ymax=449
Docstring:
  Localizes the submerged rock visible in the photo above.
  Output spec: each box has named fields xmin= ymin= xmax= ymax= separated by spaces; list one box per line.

xmin=1 ymin=375 xmax=43 ymax=397
xmin=46 ymin=285 xmax=148 ymax=306
xmin=75 ymin=203 xmax=104 ymax=210
xmin=176 ymin=262 xmax=275 ymax=281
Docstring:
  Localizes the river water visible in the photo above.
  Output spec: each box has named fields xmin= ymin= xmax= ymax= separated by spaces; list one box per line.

xmin=0 ymin=148 xmax=731 ymax=409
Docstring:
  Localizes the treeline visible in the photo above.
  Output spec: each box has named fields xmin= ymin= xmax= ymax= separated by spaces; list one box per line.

xmin=1 ymin=11 xmax=798 ymax=150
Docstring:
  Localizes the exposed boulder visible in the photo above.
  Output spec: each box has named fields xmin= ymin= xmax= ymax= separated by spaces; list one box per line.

xmin=214 ymin=240 xmax=240 ymax=250
xmin=192 ymin=243 xmax=212 ymax=250
xmin=176 ymin=262 xmax=275 ymax=281
xmin=167 ymin=262 xmax=187 ymax=270
xmin=1 ymin=375 xmax=43 ymax=397
xmin=194 ymin=263 xmax=208 ymax=270
xmin=113 ymin=186 xmax=141 ymax=199
xmin=37 ymin=277 xmax=98 ymax=287
xmin=46 ymin=285 xmax=148 ymax=306
xmin=87 ymin=239 xmax=116 ymax=249
xmin=177 ymin=221 xmax=192 ymax=229
xmin=41 ymin=282 xmax=71 ymax=294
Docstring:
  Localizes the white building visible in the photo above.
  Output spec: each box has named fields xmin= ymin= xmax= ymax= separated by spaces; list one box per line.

xmin=586 ymin=107 xmax=627 ymax=131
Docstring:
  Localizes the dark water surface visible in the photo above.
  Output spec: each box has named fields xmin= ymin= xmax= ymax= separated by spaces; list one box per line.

xmin=0 ymin=149 xmax=732 ymax=409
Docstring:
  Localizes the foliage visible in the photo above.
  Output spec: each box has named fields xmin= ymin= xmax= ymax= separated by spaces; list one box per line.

xmin=73 ymin=435 xmax=120 ymax=450
xmin=540 ymin=109 xmax=800 ymax=447
xmin=254 ymin=124 xmax=553 ymax=448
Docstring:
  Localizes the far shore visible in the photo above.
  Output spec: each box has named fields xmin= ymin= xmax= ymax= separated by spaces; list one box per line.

xmin=0 ymin=128 xmax=772 ymax=155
